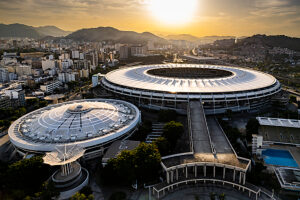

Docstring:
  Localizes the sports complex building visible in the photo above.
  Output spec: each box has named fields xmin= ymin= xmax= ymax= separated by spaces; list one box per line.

xmin=8 ymin=99 xmax=141 ymax=159
xmin=101 ymin=64 xmax=281 ymax=114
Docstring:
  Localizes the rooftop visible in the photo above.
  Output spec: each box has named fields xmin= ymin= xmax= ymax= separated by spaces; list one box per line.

xmin=257 ymin=117 xmax=300 ymax=129
xmin=8 ymin=99 xmax=141 ymax=152
xmin=104 ymin=64 xmax=277 ymax=93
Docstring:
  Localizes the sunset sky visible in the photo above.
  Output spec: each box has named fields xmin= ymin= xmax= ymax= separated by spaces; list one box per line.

xmin=0 ymin=0 xmax=299 ymax=37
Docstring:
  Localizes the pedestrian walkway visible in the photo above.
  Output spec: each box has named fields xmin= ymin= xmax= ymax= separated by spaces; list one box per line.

xmin=145 ymin=123 xmax=164 ymax=143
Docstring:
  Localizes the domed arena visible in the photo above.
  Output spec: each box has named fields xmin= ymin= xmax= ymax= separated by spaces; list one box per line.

xmin=101 ymin=64 xmax=281 ymax=114
xmin=8 ymin=99 xmax=141 ymax=158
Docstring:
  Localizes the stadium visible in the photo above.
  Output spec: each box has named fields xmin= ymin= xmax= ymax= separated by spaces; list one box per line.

xmin=8 ymin=99 xmax=141 ymax=159
xmin=101 ymin=64 xmax=281 ymax=114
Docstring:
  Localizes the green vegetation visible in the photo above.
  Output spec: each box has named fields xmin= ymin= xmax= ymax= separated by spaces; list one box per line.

xmin=210 ymin=192 xmax=216 ymax=200
xmin=0 ymin=156 xmax=54 ymax=199
xmin=25 ymin=98 xmax=48 ymax=112
xmin=109 ymin=191 xmax=126 ymax=200
xmin=103 ymin=143 xmax=161 ymax=185
xmin=246 ymin=118 xmax=259 ymax=141
xmin=219 ymin=193 xmax=226 ymax=200
xmin=154 ymin=137 xmax=170 ymax=156
xmin=163 ymin=121 xmax=184 ymax=147
xmin=70 ymin=192 xmax=94 ymax=200
xmin=218 ymin=119 xmax=250 ymax=158
xmin=30 ymin=181 xmax=59 ymax=200
xmin=0 ymin=107 xmax=27 ymax=130
xmin=289 ymin=95 xmax=297 ymax=103
xmin=130 ymin=120 xmax=152 ymax=141
xmin=158 ymin=109 xmax=177 ymax=122
xmin=247 ymin=161 xmax=280 ymax=191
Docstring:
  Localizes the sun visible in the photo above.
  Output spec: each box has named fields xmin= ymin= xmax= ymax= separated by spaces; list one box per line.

xmin=148 ymin=0 xmax=198 ymax=25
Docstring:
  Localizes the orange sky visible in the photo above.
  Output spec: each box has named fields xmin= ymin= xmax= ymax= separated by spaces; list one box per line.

xmin=0 ymin=0 xmax=299 ymax=37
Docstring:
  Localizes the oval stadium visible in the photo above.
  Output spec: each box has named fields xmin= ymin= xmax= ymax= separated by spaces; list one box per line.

xmin=8 ymin=99 xmax=141 ymax=158
xmin=101 ymin=64 xmax=281 ymax=114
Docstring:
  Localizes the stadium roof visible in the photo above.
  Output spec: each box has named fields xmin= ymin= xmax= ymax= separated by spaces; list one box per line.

xmin=257 ymin=117 xmax=300 ymax=129
xmin=8 ymin=99 xmax=140 ymax=152
xmin=104 ymin=64 xmax=277 ymax=93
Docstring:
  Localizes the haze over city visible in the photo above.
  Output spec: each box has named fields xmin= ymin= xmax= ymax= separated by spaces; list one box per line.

xmin=0 ymin=0 xmax=300 ymax=37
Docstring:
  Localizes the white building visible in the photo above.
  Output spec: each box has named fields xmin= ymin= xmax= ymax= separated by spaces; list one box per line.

xmin=42 ymin=59 xmax=56 ymax=71
xmin=92 ymin=74 xmax=99 ymax=87
xmin=40 ymin=80 xmax=61 ymax=93
xmin=58 ymin=73 xmax=77 ymax=83
xmin=131 ymin=46 xmax=147 ymax=56
xmin=119 ymin=45 xmax=129 ymax=60
xmin=16 ymin=65 xmax=32 ymax=76
xmin=60 ymin=59 xmax=73 ymax=70
xmin=72 ymin=51 xmax=80 ymax=59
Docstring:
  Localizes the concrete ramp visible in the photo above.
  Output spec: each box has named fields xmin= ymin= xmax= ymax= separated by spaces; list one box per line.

xmin=206 ymin=117 xmax=235 ymax=154
xmin=188 ymin=101 xmax=213 ymax=154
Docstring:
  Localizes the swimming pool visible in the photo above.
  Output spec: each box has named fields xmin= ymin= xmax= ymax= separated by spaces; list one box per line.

xmin=262 ymin=149 xmax=299 ymax=168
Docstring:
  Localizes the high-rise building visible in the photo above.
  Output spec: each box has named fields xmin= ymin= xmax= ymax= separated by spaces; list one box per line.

xmin=120 ymin=45 xmax=129 ymax=60
xmin=16 ymin=65 xmax=32 ymax=76
xmin=0 ymin=68 xmax=9 ymax=83
xmin=130 ymin=45 xmax=147 ymax=56
xmin=92 ymin=74 xmax=99 ymax=87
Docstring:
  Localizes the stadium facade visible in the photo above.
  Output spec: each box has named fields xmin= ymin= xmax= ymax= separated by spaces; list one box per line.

xmin=8 ymin=99 xmax=141 ymax=159
xmin=101 ymin=64 xmax=281 ymax=114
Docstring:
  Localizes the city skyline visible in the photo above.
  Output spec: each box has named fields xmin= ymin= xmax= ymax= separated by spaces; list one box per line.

xmin=0 ymin=0 xmax=300 ymax=37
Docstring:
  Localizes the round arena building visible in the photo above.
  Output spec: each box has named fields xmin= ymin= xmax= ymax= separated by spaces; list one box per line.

xmin=8 ymin=99 xmax=141 ymax=159
xmin=101 ymin=64 xmax=281 ymax=114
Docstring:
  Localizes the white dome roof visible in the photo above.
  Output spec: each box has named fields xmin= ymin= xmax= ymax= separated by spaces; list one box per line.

xmin=8 ymin=99 xmax=140 ymax=152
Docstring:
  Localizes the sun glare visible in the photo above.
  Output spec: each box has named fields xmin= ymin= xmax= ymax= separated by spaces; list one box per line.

xmin=148 ymin=0 xmax=198 ymax=25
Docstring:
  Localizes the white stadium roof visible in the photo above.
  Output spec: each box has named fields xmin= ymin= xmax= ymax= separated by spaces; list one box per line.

xmin=104 ymin=64 xmax=277 ymax=93
xmin=8 ymin=99 xmax=140 ymax=152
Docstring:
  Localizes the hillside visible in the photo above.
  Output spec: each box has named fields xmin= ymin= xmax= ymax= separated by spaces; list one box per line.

xmin=0 ymin=23 xmax=71 ymax=38
xmin=238 ymin=34 xmax=300 ymax=51
xmin=165 ymin=34 xmax=199 ymax=41
xmin=35 ymin=26 xmax=71 ymax=37
xmin=0 ymin=23 xmax=41 ymax=38
xmin=65 ymin=27 xmax=167 ymax=44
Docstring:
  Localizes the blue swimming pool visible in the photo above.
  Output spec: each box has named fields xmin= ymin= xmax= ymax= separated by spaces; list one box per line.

xmin=262 ymin=149 xmax=299 ymax=168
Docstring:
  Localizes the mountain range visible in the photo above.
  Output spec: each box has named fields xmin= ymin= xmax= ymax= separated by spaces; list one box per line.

xmin=0 ymin=23 xmax=71 ymax=38
xmin=0 ymin=23 xmax=299 ymax=50
xmin=164 ymin=34 xmax=236 ymax=44
xmin=65 ymin=27 xmax=166 ymax=44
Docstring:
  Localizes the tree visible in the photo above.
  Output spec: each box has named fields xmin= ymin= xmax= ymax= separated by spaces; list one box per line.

xmin=219 ymin=193 xmax=225 ymax=200
xmin=210 ymin=192 xmax=216 ymax=200
xmin=79 ymin=186 xmax=93 ymax=196
xmin=70 ymin=192 xmax=94 ymax=200
xmin=103 ymin=143 xmax=161 ymax=185
xmin=154 ymin=137 xmax=170 ymax=156
xmin=0 ymin=156 xmax=52 ymax=198
xmin=225 ymin=109 xmax=232 ymax=120
xmin=108 ymin=150 xmax=136 ymax=184
xmin=34 ymin=181 xmax=59 ymax=199
xmin=109 ymin=191 xmax=126 ymax=200
xmin=246 ymin=118 xmax=259 ymax=141
xmin=39 ymin=100 xmax=48 ymax=108
xmin=133 ymin=143 xmax=161 ymax=182
xmin=163 ymin=121 xmax=184 ymax=146
xmin=158 ymin=110 xmax=177 ymax=122
xmin=289 ymin=95 xmax=297 ymax=103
